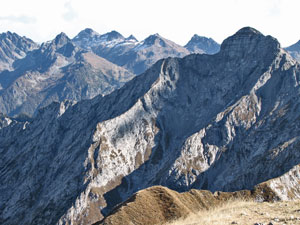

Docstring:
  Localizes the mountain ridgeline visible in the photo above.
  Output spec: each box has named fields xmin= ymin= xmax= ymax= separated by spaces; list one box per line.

xmin=2 ymin=27 xmax=300 ymax=225
xmin=0 ymin=29 xmax=220 ymax=117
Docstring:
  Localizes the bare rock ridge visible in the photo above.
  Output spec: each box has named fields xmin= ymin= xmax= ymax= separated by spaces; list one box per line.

xmin=2 ymin=27 xmax=300 ymax=225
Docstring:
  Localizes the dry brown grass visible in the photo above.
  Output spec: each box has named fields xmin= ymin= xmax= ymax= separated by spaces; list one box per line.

xmin=167 ymin=199 xmax=300 ymax=225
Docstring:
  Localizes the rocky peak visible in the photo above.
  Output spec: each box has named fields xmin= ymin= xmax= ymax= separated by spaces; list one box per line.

xmin=99 ymin=30 xmax=124 ymax=42
xmin=53 ymin=32 xmax=71 ymax=48
xmin=185 ymin=34 xmax=220 ymax=54
xmin=220 ymin=27 xmax=280 ymax=59
xmin=143 ymin=33 xmax=165 ymax=46
xmin=73 ymin=28 xmax=100 ymax=41
xmin=126 ymin=34 xmax=138 ymax=42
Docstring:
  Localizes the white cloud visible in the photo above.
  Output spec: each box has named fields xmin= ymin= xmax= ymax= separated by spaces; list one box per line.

xmin=63 ymin=1 xmax=78 ymax=22
xmin=0 ymin=15 xmax=36 ymax=24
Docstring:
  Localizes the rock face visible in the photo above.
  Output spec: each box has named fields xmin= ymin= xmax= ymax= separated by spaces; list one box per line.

xmin=285 ymin=40 xmax=300 ymax=61
xmin=0 ymin=32 xmax=134 ymax=116
xmin=2 ymin=27 xmax=300 ymax=225
xmin=0 ymin=31 xmax=38 ymax=72
xmin=185 ymin=34 xmax=220 ymax=54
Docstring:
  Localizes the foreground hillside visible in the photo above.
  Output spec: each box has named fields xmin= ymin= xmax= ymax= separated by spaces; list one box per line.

xmin=97 ymin=164 xmax=300 ymax=224
xmin=2 ymin=27 xmax=300 ymax=225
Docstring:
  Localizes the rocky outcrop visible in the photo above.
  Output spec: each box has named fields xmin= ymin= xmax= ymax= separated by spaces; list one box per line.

xmin=2 ymin=27 xmax=300 ymax=225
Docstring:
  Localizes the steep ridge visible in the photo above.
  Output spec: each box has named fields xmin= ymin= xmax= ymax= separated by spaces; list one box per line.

xmin=185 ymin=34 xmax=220 ymax=54
xmin=0 ymin=31 xmax=38 ymax=72
xmin=1 ymin=27 xmax=300 ymax=225
xmin=0 ymin=32 xmax=134 ymax=116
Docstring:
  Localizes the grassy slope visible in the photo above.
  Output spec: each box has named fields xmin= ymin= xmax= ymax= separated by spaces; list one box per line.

xmin=167 ymin=200 xmax=300 ymax=225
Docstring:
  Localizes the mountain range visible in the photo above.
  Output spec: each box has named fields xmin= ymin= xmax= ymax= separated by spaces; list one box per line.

xmin=0 ymin=29 xmax=220 ymax=117
xmin=2 ymin=27 xmax=300 ymax=225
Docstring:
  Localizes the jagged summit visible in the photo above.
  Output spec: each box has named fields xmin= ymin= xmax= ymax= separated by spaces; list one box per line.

xmin=185 ymin=34 xmax=220 ymax=54
xmin=53 ymin=32 xmax=71 ymax=47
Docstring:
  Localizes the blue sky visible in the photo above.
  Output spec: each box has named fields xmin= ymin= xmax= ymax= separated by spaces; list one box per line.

xmin=0 ymin=0 xmax=299 ymax=47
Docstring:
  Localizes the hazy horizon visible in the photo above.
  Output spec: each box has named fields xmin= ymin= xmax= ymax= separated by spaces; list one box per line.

xmin=1 ymin=0 xmax=300 ymax=47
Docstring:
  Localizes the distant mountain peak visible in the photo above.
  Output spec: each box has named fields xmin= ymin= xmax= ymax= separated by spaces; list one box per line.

xmin=220 ymin=26 xmax=280 ymax=55
xmin=126 ymin=35 xmax=138 ymax=42
xmin=185 ymin=34 xmax=220 ymax=54
xmin=100 ymin=30 xmax=124 ymax=41
xmin=73 ymin=28 xmax=100 ymax=40
xmin=54 ymin=32 xmax=71 ymax=47
xmin=235 ymin=27 xmax=262 ymax=36
xmin=82 ymin=28 xmax=98 ymax=35
xmin=144 ymin=33 xmax=164 ymax=46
